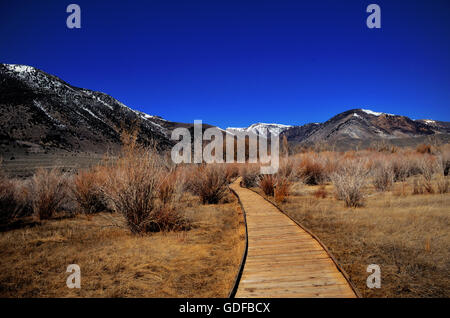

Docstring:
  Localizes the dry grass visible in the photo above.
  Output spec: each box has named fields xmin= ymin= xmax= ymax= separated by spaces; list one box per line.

xmin=278 ymin=178 xmax=450 ymax=298
xmin=0 ymin=193 xmax=245 ymax=297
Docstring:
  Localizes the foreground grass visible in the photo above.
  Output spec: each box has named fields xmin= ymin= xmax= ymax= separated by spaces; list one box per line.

xmin=275 ymin=180 xmax=450 ymax=298
xmin=0 ymin=194 xmax=245 ymax=297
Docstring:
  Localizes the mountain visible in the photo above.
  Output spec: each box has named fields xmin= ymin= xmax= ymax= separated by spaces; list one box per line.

xmin=0 ymin=63 xmax=176 ymax=155
xmin=236 ymin=109 xmax=450 ymax=149
xmin=1 ymin=63 xmax=449 ymax=160
xmin=226 ymin=123 xmax=292 ymax=137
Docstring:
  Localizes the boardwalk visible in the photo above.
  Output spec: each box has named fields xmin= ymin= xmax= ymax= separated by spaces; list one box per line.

xmin=230 ymin=179 xmax=357 ymax=298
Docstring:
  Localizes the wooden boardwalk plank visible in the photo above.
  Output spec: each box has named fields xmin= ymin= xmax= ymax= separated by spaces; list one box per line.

xmin=230 ymin=178 xmax=356 ymax=298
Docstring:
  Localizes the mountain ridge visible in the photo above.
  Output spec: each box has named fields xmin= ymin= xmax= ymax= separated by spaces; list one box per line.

xmin=1 ymin=63 xmax=449 ymax=157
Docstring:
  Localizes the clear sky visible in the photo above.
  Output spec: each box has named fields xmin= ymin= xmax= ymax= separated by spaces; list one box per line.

xmin=1 ymin=0 xmax=449 ymax=128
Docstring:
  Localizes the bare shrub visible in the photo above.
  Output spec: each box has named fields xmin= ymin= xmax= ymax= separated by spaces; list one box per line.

xmin=158 ymin=169 xmax=180 ymax=204
xmin=278 ymin=159 xmax=294 ymax=180
xmin=418 ymin=157 xmax=437 ymax=194
xmin=258 ymin=174 xmax=275 ymax=196
xmin=29 ymin=168 xmax=68 ymax=220
xmin=72 ymin=168 xmax=108 ymax=214
xmin=419 ymin=157 xmax=436 ymax=181
xmin=240 ymin=164 xmax=260 ymax=187
xmin=189 ymin=164 xmax=228 ymax=204
xmin=435 ymin=154 xmax=450 ymax=194
xmin=224 ymin=163 xmax=239 ymax=182
xmin=297 ymin=155 xmax=326 ymax=185
xmin=437 ymin=148 xmax=450 ymax=176
xmin=422 ymin=178 xmax=435 ymax=194
xmin=331 ymin=160 xmax=369 ymax=207
xmin=101 ymin=148 xmax=186 ymax=233
xmin=372 ymin=162 xmax=394 ymax=192
xmin=436 ymin=176 xmax=449 ymax=194
xmin=274 ymin=177 xmax=291 ymax=203
xmin=391 ymin=157 xmax=409 ymax=181
xmin=0 ymin=176 xmax=26 ymax=226
xmin=370 ymin=140 xmax=397 ymax=153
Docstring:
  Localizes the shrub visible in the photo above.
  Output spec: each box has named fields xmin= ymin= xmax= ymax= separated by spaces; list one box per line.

xmin=101 ymin=148 xmax=186 ymax=233
xmin=418 ymin=157 xmax=436 ymax=182
xmin=189 ymin=164 xmax=228 ymax=204
xmin=278 ymin=159 xmax=294 ymax=180
xmin=0 ymin=176 xmax=25 ymax=226
xmin=274 ymin=177 xmax=291 ymax=203
xmin=258 ymin=174 xmax=275 ymax=196
xmin=422 ymin=177 xmax=434 ymax=194
xmin=158 ymin=170 xmax=179 ymax=204
xmin=436 ymin=176 xmax=449 ymax=194
xmin=224 ymin=163 xmax=240 ymax=182
xmin=331 ymin=160 xmax=369 ymax=207
xmin=72 ymin=168 xmax=108 ymax=214
xmin=29 ymin=168 xmax=68 ymax=220
xmin=372 ymin=162 xmax=394 ymax=192
xmin=418 ymin=157 xmax=436 ymax=193
xmin=437 ymin=149 xmax=450 ymax=176
xmin=240 ymin=164 xmax=260 ymax=187
xmin=297 ymin=156 xmax=326 ymax=185
xmin=391 ymin=157 xmax=409 ymax=182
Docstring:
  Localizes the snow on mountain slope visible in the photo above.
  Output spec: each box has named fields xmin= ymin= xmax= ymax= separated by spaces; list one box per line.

xmin=0 ymin=63 xmax=173 ymax=152
xmin=226 ymin=123 xmax=292 ymax=137
xmin=360 ymin=109 xmax=395 ymax=116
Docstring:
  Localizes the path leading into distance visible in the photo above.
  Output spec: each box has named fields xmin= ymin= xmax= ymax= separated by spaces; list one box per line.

xmin=230 ymin=178 xmax=357 ymax=298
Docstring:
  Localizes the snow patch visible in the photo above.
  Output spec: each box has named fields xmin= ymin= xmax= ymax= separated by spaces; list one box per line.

xmin=4 ymin=64 xmax=35 ymax=73
xmin=361 ymin=109 xmax=394 ymax=116
xmin=33 ymin=100 xmax=65 ymax=127
xmin=226 ymin=123 xmax=292 ymax=137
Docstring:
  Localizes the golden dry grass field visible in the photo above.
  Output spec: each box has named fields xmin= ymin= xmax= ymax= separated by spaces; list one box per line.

xmin=256 ymin=178 xmax=450 ymax=298
xmin=0 ymin=193 xmax=245 ymax=297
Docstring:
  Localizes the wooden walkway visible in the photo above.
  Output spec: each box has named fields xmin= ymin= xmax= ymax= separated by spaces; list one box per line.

xmin=230 ymin=178 xmax=357 ymax=298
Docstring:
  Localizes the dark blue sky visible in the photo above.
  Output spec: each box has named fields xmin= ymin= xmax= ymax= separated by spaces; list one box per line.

xmin=1 ymin=0 xmax=449 ymax=127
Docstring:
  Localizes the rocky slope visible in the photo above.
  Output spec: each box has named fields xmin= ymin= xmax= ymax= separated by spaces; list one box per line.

xmin=0 ymin=64 xmax=174 ymax=154
xmin=1 ymin=63 xmax=449 ymax=157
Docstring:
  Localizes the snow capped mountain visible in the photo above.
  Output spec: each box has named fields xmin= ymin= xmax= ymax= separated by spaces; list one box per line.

xmin=1 ymin=63 xmax=449 ymax=156
xmin=0 ymin=63 xmax=174 ymax=152
xmin=282 ymin=108 xmax=450 ymax=146
xmin=360 ymin=109 xmax=395 ymax=117
xmin=226 ymin=123 xmax=292 ymax=137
